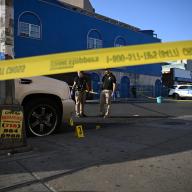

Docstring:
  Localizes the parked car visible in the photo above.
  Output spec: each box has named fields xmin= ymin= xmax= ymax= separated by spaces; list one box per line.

xmin=15 ymin=76 xmax=75 ymax=136
xmin=168 ymin=84 xmax=192 ymax=99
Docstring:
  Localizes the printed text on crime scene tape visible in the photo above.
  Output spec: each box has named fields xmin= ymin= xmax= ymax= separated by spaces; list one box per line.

xmin=0 ymin=41 xmax=191 ymax=80
xmin=50 ymin=47 xmax=192 ymax=71
xmin=106 ymin=47 xmax=192 ymax=63
xmin=0 ymin=65 xmax=25 ymax=76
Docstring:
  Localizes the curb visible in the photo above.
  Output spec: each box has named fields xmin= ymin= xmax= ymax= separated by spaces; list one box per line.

xmin=86 ymin=98 xmax=173 ymax=104
xmin=0 ymin=144 xmax=33 ymax=156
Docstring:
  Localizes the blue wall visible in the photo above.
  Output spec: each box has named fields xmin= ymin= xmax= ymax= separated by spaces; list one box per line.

xmin=14 ymin=0 xmax=162 ymax=76
xmin=0 ymin=52 xmax=5 ymax=60
xmin=120 ymin=76 xmax=130 ymax=98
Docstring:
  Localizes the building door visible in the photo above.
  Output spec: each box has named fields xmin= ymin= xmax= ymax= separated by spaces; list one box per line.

xmin=91 ymin=73 xmax=100 ymax=99
xmin=155 ymin=79 xmax=162 ymax=97
xmin=120 ymin=76 xmax=130 ymax=98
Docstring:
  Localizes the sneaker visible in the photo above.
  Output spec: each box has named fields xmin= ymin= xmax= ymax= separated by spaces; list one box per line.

xmin=81 ymin=114 xmax=87 ymax=117
xmin=76 ymin=114 xmax=80 ymax=118
xmin=104 ymin=114 xmax=110 ymax=118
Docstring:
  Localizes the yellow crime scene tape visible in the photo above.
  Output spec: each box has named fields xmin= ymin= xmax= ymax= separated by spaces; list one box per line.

xmin=0 ymin=40 xmax=192 ymax=80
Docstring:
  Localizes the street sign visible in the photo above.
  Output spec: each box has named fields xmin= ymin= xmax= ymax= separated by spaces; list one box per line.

xmin=0 ymin=105 xmax=26 ymax=150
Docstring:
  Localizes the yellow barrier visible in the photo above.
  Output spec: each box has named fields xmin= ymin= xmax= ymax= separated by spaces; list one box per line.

xmin=0 ymin=40 xmax=192 ymax=80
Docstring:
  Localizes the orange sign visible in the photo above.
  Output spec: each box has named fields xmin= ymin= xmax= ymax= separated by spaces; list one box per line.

xmin=0 ymin=110 xmax=23 ymax=139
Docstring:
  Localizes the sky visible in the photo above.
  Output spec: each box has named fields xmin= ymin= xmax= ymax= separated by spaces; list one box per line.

xmin=90 ymin=0 xmax=192 ymax=42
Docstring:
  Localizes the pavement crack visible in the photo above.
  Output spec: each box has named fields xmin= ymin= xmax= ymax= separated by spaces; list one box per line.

xmin=15 ymin=160 xmax=56 ymax=192
xmin=0 ymin=161 xmax=97 ymax=192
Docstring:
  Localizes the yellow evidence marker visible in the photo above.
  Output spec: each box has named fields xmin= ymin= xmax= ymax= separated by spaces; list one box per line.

xmin=69 ymin=118 xmax=74 ymax=127
xmin=75 ymin=125 xmax=85 ymax=138
xmin=96 ymin=125 xmax=101 ymax=129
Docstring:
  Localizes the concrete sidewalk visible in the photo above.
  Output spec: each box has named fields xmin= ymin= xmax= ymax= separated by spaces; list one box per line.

xmin=86 ymin=97 xmax=192 ymax=104
xmin=83 ymin=101 xmax=192 ymax=118
xmin=0 ymin=117 xmax=192 ymax=192
xmin=1 ymin=102 xmax=192 ymax=191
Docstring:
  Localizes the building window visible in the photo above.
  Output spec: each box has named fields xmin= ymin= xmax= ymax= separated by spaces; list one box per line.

xmin=114 ymin=36 xmax=126 ymax=47
xmin=18 ymin=11 xmax=41 ymax=40
xmin=87 ymin=29 xmax=103 ymax=49
xmin=19 ymin=22 xmax=40 ymax=39
xmin=115 ymin=43 xmax=124 ymax=47
xmin=88 ymin=37 xmax=103 ymax=49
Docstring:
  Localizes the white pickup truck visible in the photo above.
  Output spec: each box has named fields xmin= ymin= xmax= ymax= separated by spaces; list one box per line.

xmin=15 ymin=76 xmax=75 ymax=137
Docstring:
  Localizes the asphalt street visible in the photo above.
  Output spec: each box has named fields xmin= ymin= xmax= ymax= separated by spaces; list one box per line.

xmin=0 ymin=101 xmax=192 ymax=192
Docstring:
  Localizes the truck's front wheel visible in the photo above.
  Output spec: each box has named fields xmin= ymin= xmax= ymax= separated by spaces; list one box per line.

xmin=24 ymin=98 xmax=61 ymax=136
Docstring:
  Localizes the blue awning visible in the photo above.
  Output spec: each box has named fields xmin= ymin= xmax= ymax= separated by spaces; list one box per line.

xmin=0 ymin=52 xmax=5 ymax=60
xmin=175 ymin=77 xmax=192 ymax=82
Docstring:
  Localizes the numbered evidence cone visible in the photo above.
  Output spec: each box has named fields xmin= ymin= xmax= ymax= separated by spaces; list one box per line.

xmin=69 ymin=118 xmax=74 ymax=127
xmin=96 ymin=125 xmax=101 ymax=129
xmin=75 ymin=125 xmax=85 ymax=138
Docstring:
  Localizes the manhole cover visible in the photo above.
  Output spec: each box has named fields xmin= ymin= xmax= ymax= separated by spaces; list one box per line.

xmin=165 ymin=122 xmax=186 ymax=125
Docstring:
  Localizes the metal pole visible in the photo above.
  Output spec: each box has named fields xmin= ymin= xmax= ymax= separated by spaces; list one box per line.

xmin=0 ymin=0 xmax=15 ymax=105
xmin=0 ymin=0 xmax=27 ymax=150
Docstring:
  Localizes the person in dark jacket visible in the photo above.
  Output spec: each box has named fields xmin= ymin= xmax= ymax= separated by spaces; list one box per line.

xmin=100 ymin=69 xmax=116 ymax=118
xmin=72 ymin=71 xmax=89 ymax=117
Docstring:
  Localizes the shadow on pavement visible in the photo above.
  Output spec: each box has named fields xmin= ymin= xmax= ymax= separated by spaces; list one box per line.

xmin=0 ymin=116 xmax=192 ymax=191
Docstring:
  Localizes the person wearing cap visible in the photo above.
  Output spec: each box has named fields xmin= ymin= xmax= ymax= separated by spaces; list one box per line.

xmin=100 ymin=69 xmax=116 ymax=118
xmin=72 ymin=71 xmax=89 ymax=117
